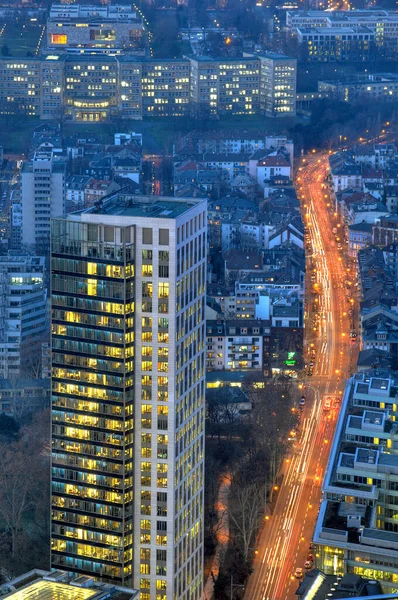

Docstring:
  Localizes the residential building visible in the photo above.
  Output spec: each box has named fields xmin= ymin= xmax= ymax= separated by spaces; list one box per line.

xmin=206 ymin=319 xmax=270 ymax=371
xmin=47 ymin=4 xmax=145 ymax=52
xmin=0 ymin=569 xmax=138 ymax=600
xmin=51 ymin=194 xmax=207 ymax=599
xmin=348 ymin=222 xmax=373 ymax=256
xmin=0 ymin=255 xmax=47 ymax=379
xmin=66 ymin=175 xmax=92 ymax=209
xmin=84 ymin=179 xmax=120 ymax=208
xmin=21 ymin=147 xmax=65 ymax=250
xmin=313 ymin=371 xmax=398 ymax=592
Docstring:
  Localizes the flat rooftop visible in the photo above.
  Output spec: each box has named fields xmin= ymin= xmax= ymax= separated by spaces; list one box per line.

xmin=80 ymin=195 xmax=205 ymax=220
xmin=0 ymin=571 xmax=139 ymax=600
xmin=5 ymin=581 xmax=97 ymax=600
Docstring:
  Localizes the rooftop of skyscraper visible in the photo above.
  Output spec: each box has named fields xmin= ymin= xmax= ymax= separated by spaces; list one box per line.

xmin=80 ymin=194 xmax=206 ymax=220
xmin=0 ymin=570 xmax=139 ymax=600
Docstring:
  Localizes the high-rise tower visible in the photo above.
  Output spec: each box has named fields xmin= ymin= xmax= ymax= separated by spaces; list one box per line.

xmin=51 ymin=194 xmax=207 ymax=600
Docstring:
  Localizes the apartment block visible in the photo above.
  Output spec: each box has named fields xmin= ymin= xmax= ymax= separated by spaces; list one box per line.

xmin=314 ymin=371 xmax=398 ymax=592
xmin=188 ymin=56 xmax=260 ymax=116
xmin=50 ymin=194 xmax=207 ymax=600
xmin=21 ymin=147 xmax=65 ymax=250
xmin=141 ymin=59 xmax=190 ymax=117
xmin=206 ymin=319 xmax=270 ymax=371
xmin=0 ymin=255 xmax=47 ymax=379
xmin=0 ymin=54 xmax=297 ymax=121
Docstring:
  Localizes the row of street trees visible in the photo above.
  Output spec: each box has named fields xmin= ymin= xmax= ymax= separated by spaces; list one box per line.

xmin=206 ymin=377 xmax=299 ymax=598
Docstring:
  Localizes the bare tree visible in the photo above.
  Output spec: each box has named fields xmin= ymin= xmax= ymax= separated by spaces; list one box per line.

xmin=228 ymin=481 xmax=265 ymax=562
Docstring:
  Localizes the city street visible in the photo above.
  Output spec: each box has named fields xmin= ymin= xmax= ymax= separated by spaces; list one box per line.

xmin=243 ymin=154 xmax=359 ymax=600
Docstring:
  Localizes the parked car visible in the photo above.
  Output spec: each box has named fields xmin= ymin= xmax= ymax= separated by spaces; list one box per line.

xmin=304 ymin=561 xmax=313 ymax=570
xmin=295 ymin=568 xmax=304 ymax=579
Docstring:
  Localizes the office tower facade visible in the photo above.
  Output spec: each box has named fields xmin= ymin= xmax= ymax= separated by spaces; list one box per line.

xmin=0 ymin=255 xmax=47 ymax=378
xmin=51 ymin=195 xmax=207 ymax=600
xmin=21 ymin=147 xmax=66 ymax=251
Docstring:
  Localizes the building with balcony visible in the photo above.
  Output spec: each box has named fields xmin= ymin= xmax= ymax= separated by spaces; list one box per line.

xmin=313 ymin=371 xmax=398 ymax=592
xmin=0 ymin=255 xmax=47 ymax=379
xmin=50 ymin=194 xmax=207 ymax=600
xmin=206 ymin=319 xmax=270 ymax=371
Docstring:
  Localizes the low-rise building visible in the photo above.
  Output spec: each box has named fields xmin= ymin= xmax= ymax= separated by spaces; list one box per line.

xmin=318 ymin=74 xmax=398 ymax=103
xmin=46 ymin=4 xmax=145 ymax=52
xmin=313 ymin=371 xmax=398 ymax=593
xmin=206 ymin=319 xmax=270 ymax=371
xmin=296 ymin=27 xmax=374 ymax=62
xmin=348 ymin=222 xmax=373 ymax=256
xmin=0 ymin=570 xmax=138 ymax=600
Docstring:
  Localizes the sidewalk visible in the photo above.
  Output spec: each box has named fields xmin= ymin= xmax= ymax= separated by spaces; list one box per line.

xmin=203 ymin=473 xmax=232 ymax=600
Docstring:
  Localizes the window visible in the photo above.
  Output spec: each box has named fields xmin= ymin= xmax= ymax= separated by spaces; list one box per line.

xmin=159 ymin=229 xmax=169 ymax=245
xmin=51 ymin=34 xmax=67 ymax=44
xmin=143 ymin=228 xmax=153 ymax=244
xmin=104 ymin=226 xmax=114 ymax=242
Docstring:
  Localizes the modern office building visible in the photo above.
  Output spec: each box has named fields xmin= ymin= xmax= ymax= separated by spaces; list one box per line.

xmin=318 ymin=74 xmax=398 ymax=103
xmin=188 ymin=56 xmax=260 ymax=116
xmin=51 ymin=194 xmax=207 ymax=600
xmin=313 ymin=370 xmax=398 ymax=592
xmin=141 ymin=59 xmax=190 ymax=117
xmin=47 ymin=4 xmax=145 ymax=52
xmin=286 ymin=10 xmax=398 ymax=55
xmin=254 ymin=52 xmax=297 ymax=117
xmin=0 ymin=255 xmax=47 ymax=379
xmin=21 ymin=147 xmax=66 ymax=250
xmin=0 ymin=53 xmax=297 ymax=121
xmin=296 ymin=27 xmax=374 ymax=62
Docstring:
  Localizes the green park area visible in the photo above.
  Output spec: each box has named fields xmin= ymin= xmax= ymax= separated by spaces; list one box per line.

xmin=0 ymin=21 xmax=43 ymax=57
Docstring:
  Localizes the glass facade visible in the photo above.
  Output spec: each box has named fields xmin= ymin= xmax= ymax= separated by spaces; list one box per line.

xmin=51 ymin=200 xmax=207 ymax=600
xmin=51 ymin=219 xmax=135 ymax=583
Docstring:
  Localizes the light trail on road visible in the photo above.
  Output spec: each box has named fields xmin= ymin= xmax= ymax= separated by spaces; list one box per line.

xmin=244 ymin=154 xmax=359 ymax=600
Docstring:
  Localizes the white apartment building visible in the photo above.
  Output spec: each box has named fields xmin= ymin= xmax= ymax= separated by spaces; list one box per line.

xmin=50 ymin=195 xmax=206 ymax=600
xmin=314 ymin=371 xmax=398 ymax=592
xmin=206 ymin=319 xmax=269 ymax=371
xmin=21 ymin=148 xmax=65 ymax=250
xmin=0 ymin=255 xmax=47 ymax=378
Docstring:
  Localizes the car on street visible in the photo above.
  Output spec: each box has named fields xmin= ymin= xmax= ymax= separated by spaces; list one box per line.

xmin=304 ymin=561 xmax=313 ymax=570
xmin=323 ymin=398 xmax=331 ymax=411
xmin=300 ymin=397 xmax=306 ymax=406
xmin=295 ymin=568 xmax=304 ymax=579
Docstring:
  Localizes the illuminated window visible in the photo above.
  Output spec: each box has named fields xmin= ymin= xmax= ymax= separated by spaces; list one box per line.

xmin=51 ymin=34 xmax=67 ymax=45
